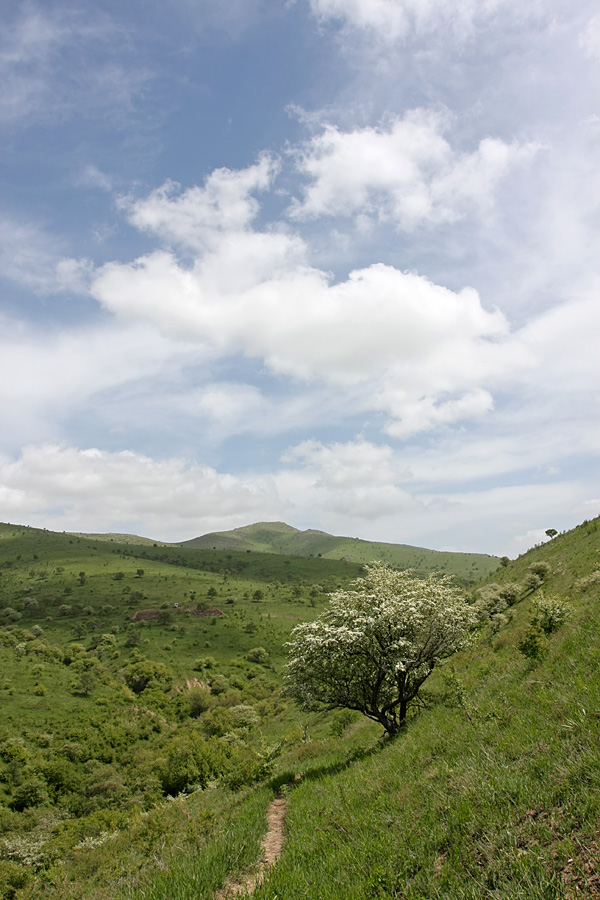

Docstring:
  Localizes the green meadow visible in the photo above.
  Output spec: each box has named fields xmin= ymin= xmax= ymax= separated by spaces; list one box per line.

xmin=0 ymin=517 xmax=599 ymax=898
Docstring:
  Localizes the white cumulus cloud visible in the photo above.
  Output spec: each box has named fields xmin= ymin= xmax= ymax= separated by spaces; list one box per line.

xmin=289 ymin=112 xmax=539 ymax=229
xmin=89 ymin=158 xmax=517 ymax=437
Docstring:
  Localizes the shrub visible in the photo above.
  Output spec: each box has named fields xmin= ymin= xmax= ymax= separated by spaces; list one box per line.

xmin=228 ymin=704 xmax=260 ymax=730
xmin=528 ymin=561 xmax=551 ymax=580
xmin=518 ymin=628 xmax=547 ymax=662
xmin=576 ymin=570 xmax=600 ymax=592
xmin=245 ymin=647 xmax=270 ymax=664
xmin=159 ymin=733 xmax=228 ymax=795
xmin=499 ymin=583 xmax=521 ymax=606
xmin=1 ymin=609 xmax=21 ymax=623
xmin=9 ymin=779 xmax=49 ymax=812
xmin=193 ymin=656 xmax=216 ymax=671
xmin=532 ymin=593 xmax=571 ymax=634
xmin=524 ymin=572 xmax=543 ymax=592
xmin=181 ymin=683 xmax=213 ymax=718
xmin=0 ymin=859 xmax=30 ymax=896
xmin=209 ymin=674 xmax=228 ymax=695
xmin=123 ymin=659 xmax=173 ymax=694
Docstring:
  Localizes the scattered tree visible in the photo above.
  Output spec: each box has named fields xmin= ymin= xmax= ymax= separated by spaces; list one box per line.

xmin=283 ymin=562 xmax=476 ymax=735
xmin=246 ymin=647 xmax=270 ymax=664
xmin=124 ymin=659 xmax=173 ymax=694
xmin=545 ymin=528 xmax=558 ymax=539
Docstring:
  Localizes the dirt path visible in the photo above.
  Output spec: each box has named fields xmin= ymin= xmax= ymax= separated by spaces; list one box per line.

xmin=215 ymin=782 xmax=296 ymax=899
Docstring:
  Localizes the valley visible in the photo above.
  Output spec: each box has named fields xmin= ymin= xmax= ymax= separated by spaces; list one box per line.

xmin=0 ymin=517 xmax=599 ymax=898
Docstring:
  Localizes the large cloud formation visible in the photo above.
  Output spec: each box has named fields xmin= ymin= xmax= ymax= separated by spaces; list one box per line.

xmin=91 ymin=159 xmax=518 ymax=438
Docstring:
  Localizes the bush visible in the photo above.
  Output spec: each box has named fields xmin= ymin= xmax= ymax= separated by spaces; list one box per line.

xmin=193 ymin=656 xmax=216 ymax=671
xmin=183 ymin=684 xmax=213 ymax=718
xmin=0 ymin=860 xmax=30 ymax=896
xmin=159 ymin=733 xmax=228 ymax=795
xmin=123 ymin=659 xmax=173 ymax=694
xmin=1 ymin=609 xmax=21 ymax=623
xmin=209 ymin=674 xmax=228 ymax=695
xmin=532 ymin=593 xmax=571 ymax=634
xmin=576 ymin=570 xmax=600 ymax=592
xmin=518 ymin=628 xmax=547 ymax=662
xmin=9 ymin=779 xmax=49 ymax=812
xmin=499 ymin=583 xmax=521 ymax=606
xmin=528 ymin=561 xmax=551 ymax=580
xmin=524 ymin=572 xmax=543 ymax=592
xmin=228 ymin=704 xmax=260 ymax=730
xmin=245 ymin=647 xmax=270 ymax=664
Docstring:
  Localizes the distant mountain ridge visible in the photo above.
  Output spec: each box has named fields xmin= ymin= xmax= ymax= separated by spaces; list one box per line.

xmin=182 ymin=521 xmax=499 ymax=582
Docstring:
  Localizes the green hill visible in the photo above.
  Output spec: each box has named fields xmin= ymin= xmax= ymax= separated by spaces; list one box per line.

xmin=183 ymin=521 xmax=499 ymax=584
xmin=0 ymin=516 xmax=599 ymax=899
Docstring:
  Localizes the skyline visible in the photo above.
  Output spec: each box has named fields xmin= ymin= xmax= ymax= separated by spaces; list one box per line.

xmin=1 ymin=0 xmax=599 ymax=556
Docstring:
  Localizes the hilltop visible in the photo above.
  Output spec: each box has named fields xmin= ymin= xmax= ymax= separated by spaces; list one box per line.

xmin=183 ymin=520 xmax=499 ymax=583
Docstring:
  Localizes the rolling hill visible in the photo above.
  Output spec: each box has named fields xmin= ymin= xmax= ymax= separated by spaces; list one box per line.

xmin=182 ymin=520 xmax=500 ymax=583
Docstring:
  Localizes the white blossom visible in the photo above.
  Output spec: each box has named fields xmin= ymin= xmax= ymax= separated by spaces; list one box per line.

xmin=283 ymin=562 xmax=476 ymax=734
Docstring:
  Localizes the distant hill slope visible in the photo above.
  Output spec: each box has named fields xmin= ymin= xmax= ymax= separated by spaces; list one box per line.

xmin=182 ymin=521 xmax=499 ymax=583
xmin=67 ymin=531 xmax=169 ymax=546
xmin=0 ymin=519 xmax=499 ymax=584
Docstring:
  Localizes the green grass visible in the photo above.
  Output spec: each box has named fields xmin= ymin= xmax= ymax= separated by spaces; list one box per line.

xmin=1 ymin=516 xmax=599 ymax=899
xmin=135 ymin=516 xmax=600 ymax=899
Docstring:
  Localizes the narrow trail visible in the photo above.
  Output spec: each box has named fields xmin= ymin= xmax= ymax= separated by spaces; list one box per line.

xmin=215 ymin=779 xmax=299 ymax=899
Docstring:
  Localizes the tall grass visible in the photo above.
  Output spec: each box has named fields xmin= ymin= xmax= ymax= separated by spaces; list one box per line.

xmin=125 ymin=786 xmax=272 ymax=900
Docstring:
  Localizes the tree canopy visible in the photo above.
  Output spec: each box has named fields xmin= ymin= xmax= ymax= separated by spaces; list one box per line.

xmin=283 ymin=562 xmax=476 ymax=734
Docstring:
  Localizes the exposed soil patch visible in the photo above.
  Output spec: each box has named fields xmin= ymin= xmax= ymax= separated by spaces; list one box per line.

xmin=192 ymin=607 xmax=224 ymax=617
xmin=561 ymin=831 xmax=600 ymax=897
xmin=132 ymin=609 xmax=160 ymax=621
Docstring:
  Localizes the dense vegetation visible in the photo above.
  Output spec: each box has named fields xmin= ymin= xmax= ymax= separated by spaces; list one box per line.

xmin=0 ymin=516 xmax=598 ymax=898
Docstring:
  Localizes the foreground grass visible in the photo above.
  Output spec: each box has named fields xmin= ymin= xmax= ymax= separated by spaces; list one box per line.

xmin=120 ymin=549 xmax=600 ymax=900
xmin=247 ymin=589 xmax=600 ymax=899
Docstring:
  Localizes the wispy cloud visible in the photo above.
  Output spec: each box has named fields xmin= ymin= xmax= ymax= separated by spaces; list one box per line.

xmin=0 ymin=2 xmax=151 ymax=127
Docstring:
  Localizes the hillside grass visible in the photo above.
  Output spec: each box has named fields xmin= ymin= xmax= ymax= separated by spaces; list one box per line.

xmin=130 ymin=516 xmax=600 ymax=900
xmin=1 ymin=517 xmax=599 ymax=899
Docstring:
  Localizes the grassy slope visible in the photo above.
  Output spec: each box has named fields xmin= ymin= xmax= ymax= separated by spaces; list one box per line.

xmin=124 ymin=516 xmax=600 ymax=900
xmin=183 ymin=521 xmax=499 ymax=584
xmin=249 ymin=517 xmax=600 ymax=899
xmin=3 ymin=518 xmax=600 ymax=899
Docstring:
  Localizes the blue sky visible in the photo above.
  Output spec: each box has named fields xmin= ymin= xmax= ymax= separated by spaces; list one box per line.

xmin=1 ymin=0 xmax=598 ymax=556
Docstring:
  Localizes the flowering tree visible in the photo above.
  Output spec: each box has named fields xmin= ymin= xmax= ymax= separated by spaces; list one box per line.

xmin=283 ymin=562 xmax=477 ymax=735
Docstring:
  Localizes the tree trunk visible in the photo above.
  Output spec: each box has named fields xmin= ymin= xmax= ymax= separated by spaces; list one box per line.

xmin=399 ymin=698 xmax=408 ymax=723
